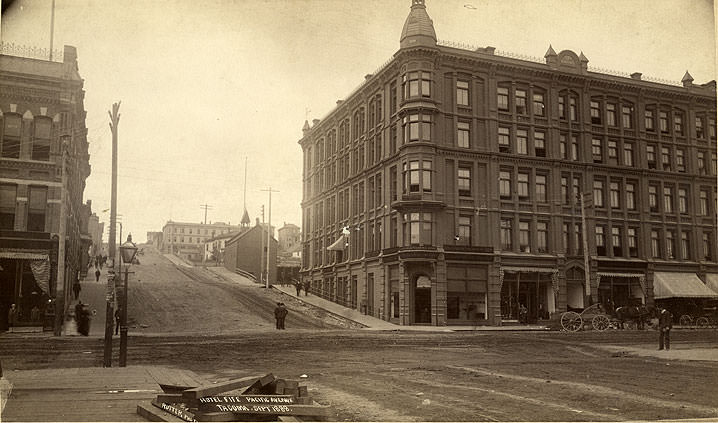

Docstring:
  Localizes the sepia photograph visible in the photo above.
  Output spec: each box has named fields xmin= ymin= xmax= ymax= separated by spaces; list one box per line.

xmin=0 ymin=0 xmax=717 ymax=421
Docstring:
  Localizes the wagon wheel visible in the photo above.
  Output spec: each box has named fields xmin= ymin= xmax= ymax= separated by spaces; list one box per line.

xmin=592 ymin=315 xmax=610 ymax=331
xmin=561 ymin=311 xmax=583 ymax=332
xmin=696 ymin=317 xmax=710 ymax=328
xmin=679 ymin=314 xmax=694 ymax=327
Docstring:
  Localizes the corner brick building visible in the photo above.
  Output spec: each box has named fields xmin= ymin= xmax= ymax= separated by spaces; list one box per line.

xmin=299 ymin=0 xmax=718 ymax=326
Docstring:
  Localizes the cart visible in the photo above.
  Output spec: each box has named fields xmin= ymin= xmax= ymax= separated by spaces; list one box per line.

xmin=560 ymin=303 xmax=614 ymax=332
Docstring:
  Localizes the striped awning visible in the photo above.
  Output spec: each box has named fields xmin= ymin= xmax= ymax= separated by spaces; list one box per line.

xmin=0 ymin=251 xmax=49 ymax=260
xmin=653 ymin=272 xmax=718 ymax=299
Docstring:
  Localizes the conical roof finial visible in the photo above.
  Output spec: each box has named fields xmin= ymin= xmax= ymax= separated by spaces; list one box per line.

xmin=682 ymin=71 xmax=694 ymax=87
xmin=544 ymin=44 xmax=557 ymax=58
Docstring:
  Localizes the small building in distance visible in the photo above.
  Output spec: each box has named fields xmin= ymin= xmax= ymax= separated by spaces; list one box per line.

xmin=161 ymin=221 xmax=243 ymax=263
xmin=224 ymin=218 xmax=278 ymax=284
xmin=146 ymin=231 xmax=162 ymax=250
xmin=203 ymin=231 xmax=241 ymax=265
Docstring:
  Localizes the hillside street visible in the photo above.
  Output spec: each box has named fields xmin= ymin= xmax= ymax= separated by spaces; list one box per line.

xmin=1 ymin=247 xmax=718 ymax=422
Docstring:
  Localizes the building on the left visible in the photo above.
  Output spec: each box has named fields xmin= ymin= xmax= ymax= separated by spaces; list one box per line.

xmin=0 ymin=44 xmax=92 ymax=333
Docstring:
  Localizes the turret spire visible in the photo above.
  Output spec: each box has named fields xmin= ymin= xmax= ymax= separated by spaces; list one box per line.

xmin=400 ymin=0 xmax=437 ymax=49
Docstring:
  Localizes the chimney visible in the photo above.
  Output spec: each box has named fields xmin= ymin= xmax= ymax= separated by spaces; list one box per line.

xmin=336 ymin=100 xmax=343 ymax=106
xmin=312 ymin=119 xmax=320 ymax=126
xmin=365 ymin=74 xmax=373 ymax=81
xmin=630 ymin=72 xmax=642 ymax=80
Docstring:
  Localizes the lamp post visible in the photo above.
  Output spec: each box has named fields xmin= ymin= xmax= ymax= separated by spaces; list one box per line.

xmin=118 ymin=234 xmax=138 ymax=367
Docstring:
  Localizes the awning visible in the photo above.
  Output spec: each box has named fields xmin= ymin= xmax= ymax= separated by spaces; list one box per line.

xmin=0 ymin=251 xmax=49 ymax=260
xmin=326 ymin=235 xmax=347 ymax=251
xmin=705 ymin=274 xmax=718 ymax=296
xmin=653 ymin=272 xmax=718 ymax=299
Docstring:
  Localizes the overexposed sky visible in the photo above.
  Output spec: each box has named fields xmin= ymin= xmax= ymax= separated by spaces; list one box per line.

xmin=1 ymin=0 xmax=716 ymax=243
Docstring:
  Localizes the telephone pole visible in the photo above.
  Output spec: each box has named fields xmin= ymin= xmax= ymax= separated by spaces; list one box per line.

xmin=200 ymin=204 xmax=213 ymax=224
xmin=579 ymin=192 xmax=592 ymax=306
xmin=103 ymin=102 xmax=120 ymax=368
xmin=261 ymin=187 xmax=279 ymax=289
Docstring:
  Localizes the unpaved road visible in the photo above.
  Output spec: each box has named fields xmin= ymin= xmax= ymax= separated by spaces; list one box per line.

xmin=3 ymin=246 xmax=718 ymax=421
xmin=1 ymin=330 xmax=717 ymax=421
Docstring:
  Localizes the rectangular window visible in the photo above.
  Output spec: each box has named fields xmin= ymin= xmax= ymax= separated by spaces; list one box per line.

xmin=32 ymin=119 xmax=51 ymax=161
xmin=563 ymin=223 xmax=570 ymax=254
xmin=710 ymin=118 xmax=717 ymax=139
xmin=681 ymin=231 xmax=690 ymax=259
xmin=27 ymin=186 xmax=47 ymax=232
xmin=647 ymin=145 xmax=656 ymax=169
xmin=403 ymin=71 xmax=430 ymax=98
xmin=645 ymin=110 xmax=655 ymax=131
xmin=561 ymin=176 xmax=569 ymax=204
xmin=569 ymin=97 xmax=577 ymax=121
xmin=698 ymin=151 xmax=706 ymax=174
xmin=456 ymin=80 xmax=469 ymax=106
xmin=515 ymin=89 xmax=527 ymax=114
xmin=519 ymin=221 xmax=530 ymax=252
xmin=607 ymin=140 xmax=618 ymax=162
xmin=517 ymin=172 xmax=529 ymax=200
xmin=497 ymin=87 xmax=509 ymax=111
xmin=499 ymin=171 xmax=511 ymax=199
xmin=458 ymin=166 xmax=471 ymax=197
xmin=559 ymin=134 xmax=567 ymax=159
xmin=703 ymin=233 xmax=712 ymax=260
xmin=574 ymin=223 xmax=583 ymax=255
xmin=457 ymin=121 xmax=470 ymax=148
xmin=664 ymin=186 xmax=673 ymax=213
xmin=572 ymin=177 xmax=581 ymax=206
xmin=390 ymin=81 xmax=397 ymax=115
xmin=628 ymin=228 xmax=638 ymax=257
xmin=390 ymin=125 xmax=397 ymax=153
xmin=403 ymin=212 xmax=432 ymax=246
xmin=533 ymin=93 xmax=545 ymax=116
xmin=0 ymin=184 xmax=16 ymax=230
xmin=661 ymin=147 xmax=671 ymax=171
xmin=457 ymin=215 xmax=471 ymax=245
xmin=558 ymin=96 xmax=565 ymax=120
xmin=593 ymin=179 xmax=604 ymax=208
xmin=676 ymin=148 xmax=685 ymax=172
xmin=2 ymin=115 xmax=21 ymax=159
xmin=696 ymin=117 xmax=704 ymax=139
xmin=590 ymin=101 xmax=601 ymax=124
xmin=700 ymin=190 xmax=709 ymax=216
xmin=651 ymin=230 xmax=661 ymax=258
xmin=659 ymin=111 xmax=668 ymax=133
xmin=390 ymin=166 xmax=397 ymax=201
xmin=612 ymin=226 xmax=622 ymax=257
xmin=622 ymin=105 xmax=633 ymax=128
xmin=606 ymin=103 xmax=617 ymax=126
xmin=422 ymin=160 xmax=432 ymax=193
xmin=626 ymin=182 xmax=636 ymax=210
xmin=501 ymin=218 xmax=512 ymax=251
xmin=535 ymin=174 xmax=547 ymax=203
xmin=666 ymin=230 xmax=675 ymax=259
xmin=375 ymin=173 xmax=382 ymax=208
xmin=649 ymin=185 xmax=659 ymax=213
xmin=534 ymin=131 xmax=546 ymax=157
xmin=595 ymin=225 xmax=606 ymax=256
xmin=609 ymin=181 xmax=620 ymax=209
xmin=404 ymin=161 xmax=420 ymax=193
xmin=623 ymin=142 xmax=634 ymax=166
xmin=537 ymin=222 xmax=548 ymax=253
xmin=517 ymin=129 xmax=528 ymax=155
xmin=592 ymin=138 xmax=602 ymax=163
xmin=498 ymin=127 xmax=510 ymax=153
xmin=571 ymin=135 xmax=579 ymax=161
xmin=678 ymin=188 xmax=688 ymax=214
xmin=674 ymin=113 xmax=683 ymax=135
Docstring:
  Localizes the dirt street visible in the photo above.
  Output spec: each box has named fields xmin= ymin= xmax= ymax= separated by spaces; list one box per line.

xmin=2 ymin=248 xmax=717 ymax=421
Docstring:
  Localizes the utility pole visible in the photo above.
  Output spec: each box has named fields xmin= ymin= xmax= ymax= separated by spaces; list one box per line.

xmin=261 ymin=187 xmax=279 ymax=288
xmin=103 ymin=102 xmax=120 ymax=368
xmin=49 ymin=0 xmax=56 ymax=60
xmin=579 ymin=192 xmax=592 ymax=306
xmin=53 ymin=138 xmax=68 ymax=336
xmin=260 ymin=205 xmax=265 ymax=285
xmin=200 ymin=204 xmax=213 ymax=224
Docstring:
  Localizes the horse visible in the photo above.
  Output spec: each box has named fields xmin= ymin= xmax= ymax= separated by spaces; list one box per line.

xmin=614 ymin=305 xmax=652 ymax=329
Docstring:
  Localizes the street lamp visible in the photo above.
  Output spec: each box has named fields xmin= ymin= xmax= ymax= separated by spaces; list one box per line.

xmin=118 ymin=234 xmax=138 ymax=367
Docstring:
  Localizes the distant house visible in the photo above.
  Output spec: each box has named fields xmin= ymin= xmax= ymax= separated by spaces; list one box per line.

xmin=203 ymin=230 xmax=243 ymax=265
xmin=224 ymin=220 xmax=278 ymax=284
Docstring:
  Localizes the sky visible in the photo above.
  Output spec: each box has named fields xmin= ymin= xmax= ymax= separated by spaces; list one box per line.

xmin=1 ymin=0 xmax=716 ymax=243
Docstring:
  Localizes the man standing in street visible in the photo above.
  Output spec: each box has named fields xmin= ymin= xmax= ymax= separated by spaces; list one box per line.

xmin=72 ymin=281 xmax=81 ymax=301
xmin=274 ymin=302 xmax=288 ymax=330
xmin=114 ymin=306 xmax=121 ymax=335
xmin=658 ymin=307 xmax=673 ymax=350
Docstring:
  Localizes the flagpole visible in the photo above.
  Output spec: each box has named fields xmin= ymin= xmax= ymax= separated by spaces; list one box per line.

xmin=49 ymin=0 xmax=56 ymax=60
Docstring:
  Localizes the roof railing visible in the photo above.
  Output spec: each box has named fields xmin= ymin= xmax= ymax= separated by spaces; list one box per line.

xmin=0 ymin=42 xmax=63 ymax=63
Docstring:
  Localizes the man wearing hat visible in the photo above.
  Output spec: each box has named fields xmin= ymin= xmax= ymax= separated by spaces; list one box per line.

xmin=274 ymin=303 xmax=288 ymax=330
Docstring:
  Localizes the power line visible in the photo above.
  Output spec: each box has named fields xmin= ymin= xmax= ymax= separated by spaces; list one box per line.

xmin=200 ymin=203 xmax=213 ymax=224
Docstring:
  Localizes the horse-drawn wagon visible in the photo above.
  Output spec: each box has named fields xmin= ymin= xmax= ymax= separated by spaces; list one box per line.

xmin=560 ymin=304 xmax=613 ymax=332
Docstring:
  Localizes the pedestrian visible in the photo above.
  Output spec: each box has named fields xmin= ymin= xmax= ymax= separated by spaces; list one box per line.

xmin=114 ymin=306 xmax=121 ymax=335
xmin=519 ymin=303 xmax=528 ymax=324
xmin=658 ymin=307 xmax=673 ymax=350
xmin=75 ymin=300 xmax=83 ymax=323
xmin=303 ymin=280 xmax=310 ymax=296
xmin=294 ymin=280 xmax=302 ymax=296
xmin=274 ymin=302 xmax=288 ymax=330
xmin=7 ymin=304 xmax=17 ymax=332
xmin=77 ymin=303 xmax=91 ymax=336
xmin=95 ymin=268 xmax=101 ymax=282
xmin=72 ymin=281 xmax=81 ymax=300
xmin=30 ymin=305 xmax=41 ymax=322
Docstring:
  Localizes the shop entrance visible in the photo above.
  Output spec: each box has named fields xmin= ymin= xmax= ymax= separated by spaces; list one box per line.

xmin=414 ymin=275 xmax=432 ymax=324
